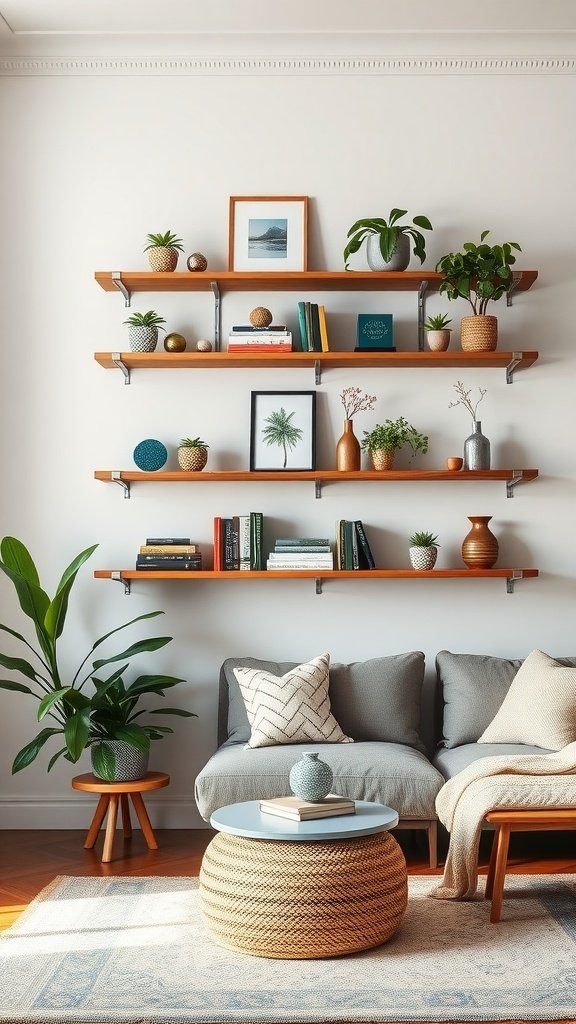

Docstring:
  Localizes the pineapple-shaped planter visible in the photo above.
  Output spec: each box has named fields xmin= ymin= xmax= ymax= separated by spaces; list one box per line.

xmin=144 ymin=230 xmax=184 ymax=273
xmin=177 ymin=437 xmax=209 ymax=471
xmin=408 ymin=531 xmax=439 ymax=571
xmin=123 ymin=310 xmax=166 ymax=353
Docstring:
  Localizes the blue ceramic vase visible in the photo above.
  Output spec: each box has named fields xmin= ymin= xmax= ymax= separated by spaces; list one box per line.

xmin=289 ymin=751 xmax=334 ymax=802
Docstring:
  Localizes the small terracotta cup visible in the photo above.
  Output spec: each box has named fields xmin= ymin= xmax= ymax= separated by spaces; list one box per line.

xmin=447 ymin=456 xmax=463 ymax=471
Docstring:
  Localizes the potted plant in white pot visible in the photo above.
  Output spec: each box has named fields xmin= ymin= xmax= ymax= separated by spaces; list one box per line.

xmin=0 ymin=536 xmax=196 ymax=782
xmin=436 ymin=231 xmax=522 ymax=351
xmin=123 ymin=309 xmax=166 ymax=353
xmin=408 ymin=531 xmax=440 ymax=570
xmin=144 ymin=230 xmax=185 ymax=272
xmin=423 ymin=312 xmax=452 ymax=352
xmin=344 ymin=208 xmax=433 ymax=271
xmin=177 ymin=436 xmax=210 ymax=471
xmin=361 ymin=417 xmax=428 ymax=470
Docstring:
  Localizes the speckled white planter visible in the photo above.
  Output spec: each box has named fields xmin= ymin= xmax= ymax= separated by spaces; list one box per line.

xmin=409 ymin=546 xmax=438 ymax=570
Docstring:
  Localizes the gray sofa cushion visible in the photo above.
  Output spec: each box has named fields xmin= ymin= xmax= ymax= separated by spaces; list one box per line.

xmin=436 ymin=651 xmax=576 ymax=749
xmin=195 ymin=739 xmax=444 ymax=821
xmin=218 ymin=652 xmax=426 ymax=751
xmin=433 ymin=741 xmax=553 ymax=781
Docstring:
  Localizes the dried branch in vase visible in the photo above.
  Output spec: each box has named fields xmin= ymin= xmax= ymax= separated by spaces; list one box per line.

xmin=340 ymin=386 xmax=377 ymax=420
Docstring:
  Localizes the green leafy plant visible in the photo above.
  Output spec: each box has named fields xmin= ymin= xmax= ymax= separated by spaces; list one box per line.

xmin=361 ymin=417 xmax=429 ymax=458
xmin=423 ymin=313 xmax=452 ymax=331
xmin=262 ymin=407 xmax=303 ymax=469
xmin=123 ymin=310 xmax=166 ymax=330
xmin=344 ymin=208 xmax=433 ymax=270
xmin=144 ymin=231 xmax=184 ymax=252
xmin=0 ymin=537 xmax=195 ymax=778
xmin=409 ymin=531 xmax=440 ymax=548
xmin=178 ymin=437 xmax=210 ymax=449
xmin=436 ymin=231 xmax=522 ymax=315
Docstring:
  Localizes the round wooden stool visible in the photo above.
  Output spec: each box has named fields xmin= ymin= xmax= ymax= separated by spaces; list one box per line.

xmin=72 ymin=771 xmax=170 ymax=863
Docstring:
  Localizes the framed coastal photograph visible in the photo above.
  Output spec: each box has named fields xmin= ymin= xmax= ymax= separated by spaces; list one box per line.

xmin=250 ymin=391 xmax=316 ymax=471
xmin=228 ymin=196 xmax=309 ymax=272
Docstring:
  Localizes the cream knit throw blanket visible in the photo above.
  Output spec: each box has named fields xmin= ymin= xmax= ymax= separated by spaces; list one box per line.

xmin=429 ymin=742 xmax=576 ymax=901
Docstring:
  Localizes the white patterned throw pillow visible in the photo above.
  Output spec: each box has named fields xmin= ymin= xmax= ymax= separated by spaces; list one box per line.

xmin=478 ymin=648 xmax=576 ymax=750
xmin=234 ymin=652 xmax=353 ymax=749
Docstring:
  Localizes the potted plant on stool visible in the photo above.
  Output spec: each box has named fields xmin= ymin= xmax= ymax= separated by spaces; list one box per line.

xmin=361 ymin=417 xmax=429 ymax=470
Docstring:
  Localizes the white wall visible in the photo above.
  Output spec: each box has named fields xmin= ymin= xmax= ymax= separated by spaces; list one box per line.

xmin=0 ymin=51 xmax=575 ymax=827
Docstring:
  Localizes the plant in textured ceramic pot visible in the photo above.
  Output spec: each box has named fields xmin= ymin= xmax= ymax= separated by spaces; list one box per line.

xmin=344 ymin=208 xmax=433 ymax=271
xmin=423 ymin=312 xmax=452 ymax=352
xmin=436 ymin=231 xmax=522 ymax=351
xmin=123 ymin=309 xmax=166 ymax=353
xmin=408 ymin=531 xmax=440 ymax=571
xmin=177 ymin=437 xmax=210 ymax=471
xmin=144 ymin=230 xmax=185 ymax=272
xmin=361 ymin=417 xmax=428 ymax=470
xmin=0 ymin=536 xmax=195 ymax=781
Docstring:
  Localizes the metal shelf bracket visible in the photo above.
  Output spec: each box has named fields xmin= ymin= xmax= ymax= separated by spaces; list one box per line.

xmin=111 ymin=471 xmax=130 ymax=498
xmin=506 ymin=570 xmax=523 ymax=594
xmin=111 ymin=352 xmax=131 ymax=385
xmin=506 ymin=470 xmax=523 ymax=498
xmin=506 ymin=351 xmax=522 ymax=385
xmin=210 ymin=282 xmax=221 ymax=351
xmin=315 ymin=578 xmax=323 ymax=595
xmin=314 ymin=359 xmax=321 ymax=386
xmin=417 ymin=281 xmax=428 ymax=351
xmin=112 ymin=271 xmax=131 ymax=307
xmin=506 ymin=271 xmax=522 ymax=307
xmin=111 ymin=571 xmax=131 ymax=595
xmin=315 ymin=479 xmax=322 ymax=499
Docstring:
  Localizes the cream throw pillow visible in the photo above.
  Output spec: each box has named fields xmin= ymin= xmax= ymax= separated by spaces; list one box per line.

xmin=233 ymin=652 xmax=353 ymax=749
xmin=478 ymin=648 xmax=576 ymax=750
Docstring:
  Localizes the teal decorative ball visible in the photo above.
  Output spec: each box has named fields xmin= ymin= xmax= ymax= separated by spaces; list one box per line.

xmin=133 ymin=439 xmax=168 ymax=472
xmin=289 ymin=751 xmax=333 ymax=802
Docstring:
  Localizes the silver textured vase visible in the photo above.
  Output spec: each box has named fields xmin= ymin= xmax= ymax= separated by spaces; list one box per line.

xmin=289 ymin=752 xmax=333 ymax=801
xmin=464 ymin=420 xmax=491 ymax=470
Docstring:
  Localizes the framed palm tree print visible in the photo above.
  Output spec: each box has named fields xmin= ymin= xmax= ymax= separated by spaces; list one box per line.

xmin=250 ymin=391 xmax=316 ymax=471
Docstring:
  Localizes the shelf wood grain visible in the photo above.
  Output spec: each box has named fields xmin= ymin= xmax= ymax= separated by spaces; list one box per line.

xmin=95 ymin=569 xmax=539 ymax=582
xmin=94 ymin=350 xmax=539 ymax=371
xmin=95 ymin=469 xmax=539 ymax=484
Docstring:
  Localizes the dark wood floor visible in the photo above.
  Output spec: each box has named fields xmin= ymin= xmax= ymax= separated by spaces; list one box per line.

xmin=1 ymin=827 xmax=575 ymax=931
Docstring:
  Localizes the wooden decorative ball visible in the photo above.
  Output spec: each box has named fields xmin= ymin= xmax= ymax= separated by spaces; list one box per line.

xmin=249 ymin=306 xmax=273 ymax=328
xmin=164 ymin=332 xmax=187 ymax=352
xmin=196 ymin=339 xmax=213 ymax=352
xmin=187 ymin=253 xmax=208 ymax=272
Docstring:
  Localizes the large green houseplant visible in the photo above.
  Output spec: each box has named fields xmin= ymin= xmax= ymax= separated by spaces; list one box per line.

xmin=0 ymin=537 xmax=195 ymax=781
xmin=436 ymin=231 xmax=522 ymax=351
xmin=344 ymin=208 xmax=433 ymax=271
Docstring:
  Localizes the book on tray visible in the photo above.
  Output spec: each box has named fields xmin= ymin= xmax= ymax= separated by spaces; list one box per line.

xmin=259 ymin=794 xmax=356 ymax=821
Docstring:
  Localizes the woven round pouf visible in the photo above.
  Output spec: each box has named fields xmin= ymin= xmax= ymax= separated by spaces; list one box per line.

xmin=199 ymin=830 xmax=407 ymax=959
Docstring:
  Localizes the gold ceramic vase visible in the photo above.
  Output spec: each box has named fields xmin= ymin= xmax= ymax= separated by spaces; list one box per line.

xmin=461 ymin=515 xmax=499 ymax=569
xmin=336 ymin=419 xmax=361 ymax=471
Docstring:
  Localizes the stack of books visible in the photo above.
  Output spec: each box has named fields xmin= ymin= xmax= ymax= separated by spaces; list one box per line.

xmin=213 ymin=513 xmax=264 ymax=571
xmin=296 ymin=302 xmax=329 ymax=352
xmin=267 ymin=537 xmax=333 ymax=571
xmin=227 ymin=325 xmax=292 ymax=352
xmin=136 ymin=537 xmax=202 ymax=571
xmin=259 ymin=795 xmax=356 ymax=821
xmin=335 ymin=521 xmax=376 ymax=570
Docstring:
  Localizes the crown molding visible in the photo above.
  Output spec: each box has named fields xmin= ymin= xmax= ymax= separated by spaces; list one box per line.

xmin=1 ymin=54 xmax=576 ymax=76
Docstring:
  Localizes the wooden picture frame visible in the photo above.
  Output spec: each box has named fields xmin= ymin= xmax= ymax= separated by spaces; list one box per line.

xmin=229 ymin=196 xmax=309 ymax=272
xmin=250 ymin=391 xmax=316 ymax=471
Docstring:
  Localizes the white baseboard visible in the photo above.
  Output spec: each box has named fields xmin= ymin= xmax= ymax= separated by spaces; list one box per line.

xmin=0 ymin=796 xmax=207 ymax=830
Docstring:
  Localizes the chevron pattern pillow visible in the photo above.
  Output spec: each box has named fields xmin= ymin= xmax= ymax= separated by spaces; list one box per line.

xmin=234 ymin=653 xmax=353 ymax=749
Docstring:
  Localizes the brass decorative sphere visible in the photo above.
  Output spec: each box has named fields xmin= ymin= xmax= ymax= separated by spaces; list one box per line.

xmin=164 ymin=332 xmax=187 ymax=353
xmin=196 ymin=339 xmax=213 ymax=352
xmin=187 ymin=252 xmax=208 ymax=272
xmin=249 ymin=306 xmax=273 ymax=328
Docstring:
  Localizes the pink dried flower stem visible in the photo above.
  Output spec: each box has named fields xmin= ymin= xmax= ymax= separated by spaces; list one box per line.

xmin=340 ymin=387 xmax=377 ymax=420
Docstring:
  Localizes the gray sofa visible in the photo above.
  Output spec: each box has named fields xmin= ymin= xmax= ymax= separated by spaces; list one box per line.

xmin=195 ymin=649 xmax=575 ymax=867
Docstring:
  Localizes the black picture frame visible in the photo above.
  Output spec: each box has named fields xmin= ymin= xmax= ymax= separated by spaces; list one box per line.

xmin=250 ymin=391 xmax=316 ymax=471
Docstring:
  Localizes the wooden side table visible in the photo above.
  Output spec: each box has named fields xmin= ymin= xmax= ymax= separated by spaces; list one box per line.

xmin=72 ymin=771 xmax=170 ymax=863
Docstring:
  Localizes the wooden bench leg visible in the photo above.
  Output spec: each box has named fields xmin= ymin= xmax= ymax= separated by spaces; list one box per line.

xmin=102 ymin=793 xmax=120 ymax=863
xmin=428 ymin=820 xmax=438 ymax=869
xmin=130 ymin=791 xmax=158 ymax=850
xmin=486 ymin=823 xmax=511 ymax=923
xmin=84 ymin=794 xmax=110 ymax=850
xmin=121 ymin=793 xmax=132 ymax=839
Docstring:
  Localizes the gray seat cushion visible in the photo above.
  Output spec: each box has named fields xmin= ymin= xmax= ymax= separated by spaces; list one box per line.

xmin=195 ymin=739 xmax=444 ymax=821
xmin=433 ymin=742 xmax=553 ymax=781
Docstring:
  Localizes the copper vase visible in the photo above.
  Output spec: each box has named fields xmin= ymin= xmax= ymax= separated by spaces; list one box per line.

xmin=336 ymin=419 xmax=361 ymax=471
xmin=461 ymin=515 xmax=499 ymax=569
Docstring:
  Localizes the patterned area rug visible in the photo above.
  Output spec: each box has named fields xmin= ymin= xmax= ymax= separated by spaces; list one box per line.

xmin=1 ymin=874 xmax=575 ymax=1023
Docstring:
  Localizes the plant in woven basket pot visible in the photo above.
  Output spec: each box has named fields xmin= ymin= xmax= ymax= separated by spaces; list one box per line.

xmin=423 ymin=312 xmax=452 ymax=353
xmin=177 ymin=437 xmax=210 ymax=471
xmin=144 ymin=230 xmax=184 ymax=272
xmin=408 ymin=531 xmax=440 ymax=570
xmin=361 ymin=417 xmax=428 ymax=470
xmin=344 ymin=207 xmax=433 ymax=271
xmin=123 ymin=310 xmax=166 ymax=353
xmin=436 ymin=231 xmax=522 ymax=352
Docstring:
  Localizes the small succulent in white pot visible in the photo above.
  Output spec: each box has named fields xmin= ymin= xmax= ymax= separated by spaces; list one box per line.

xmin=144 ymin=230 xmax=184 ymax=272
xmin=177 ymin=437 xmax=210 ymax=471
xmin=409 ymin=531 xmax=439 ymax=570
xmin=423 ymin=313 xmax=452 ymax=353
xmin=123 ymin=310 xmax=166 ymax=353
